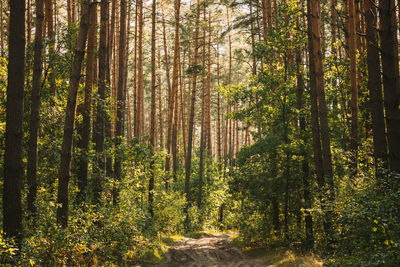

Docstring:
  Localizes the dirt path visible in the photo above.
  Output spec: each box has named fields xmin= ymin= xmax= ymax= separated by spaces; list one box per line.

xmin=157 ymin=234 xmax=268 ymax=267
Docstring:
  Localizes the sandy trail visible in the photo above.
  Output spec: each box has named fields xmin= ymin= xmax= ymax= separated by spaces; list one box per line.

xmin=158 ymin=234 xmax=268 ymax=267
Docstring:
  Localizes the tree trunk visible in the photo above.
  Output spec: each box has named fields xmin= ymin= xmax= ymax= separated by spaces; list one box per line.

xmin=379 ymin=0 xmax=400 ymax=173
xmin=296 ymin=35 xmax=314 ymax=249
xmin=185 ymin=0 xmax=201 ymax=226
xmin=158 ymin=49 xmax=164 ymax=148
xmin=171 ymin=0 xmax=181 ymax=181
xmin=307 ymin=0 xmax=335 ymax=248
xmin=93 ymin=0 xmax=109 ymax=205
xmin=45 ymin=0 xmax=56 ymax=97
xmin=216 ymin=47 xmax=222 ymax=161
xmin=198 ymin=6 xmax=207 ymax=208
xmin=135 ymin=0 xmax=143 ymax=140
xmin=348 ymin=0 xmax=359 ymax=173
xmin=364 ymin=0 xmax=388 ymax=171
xmin=27 ymin=0 xmax=44 ymax=218
xmin=206 ymin=10 xmax=212 ymax=154
xmin=113 ymin=0 xmax=127 ymax=205
xmin=149 ymin=0 xmax=156 ymax=217
xmin=77 ymin=2 xmax=97 ymax=204
xmin=3 ymin=0 xmax=26 ymax=241
xmin=56 ymin=0 xmax=91 ymax=227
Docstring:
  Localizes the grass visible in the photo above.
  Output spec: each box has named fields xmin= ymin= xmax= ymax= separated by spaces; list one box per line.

xmin=244 ymin=247 xmax=324 ymax=267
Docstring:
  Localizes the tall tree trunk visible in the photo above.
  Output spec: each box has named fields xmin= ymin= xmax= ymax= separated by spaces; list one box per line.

xmin=45 ymin=0 xmax=56 ymax=97
xmin=185 ymin=0 xmax=201 ymax=226
xmin=180 ymin=51 xmax=187 ymax=161
xmin=77 ymin=2 xmax=97 ymax=204
xmin=308 ymin=0 xmax=335 ymax=248
xmin=27 ymin=0 xmax=31 ymax=44
xmin=227 ymin=6 xmax=233 ymax=158
xmin=67 ymin=0 xmax=72 ymax=27
xmin=3 ymin=0 xmax=25 ymax=241
xmin=105 ymin=0 xmax=114 ymax=182
xmin=113 ymin=0 xmax=127 ymax=205
xmin=93 ymin=0 xmax=109 ymax=205
xmin=27 ymin=0 xmax=44 ymax=218
xmin=364 ymin=0 xmax=388 ymax=171
xmin=296 ymin=34 xmax=314 ymax=249
xmin=198 ymin=6 xmax=207 ymax=208
xmin=206 ymin=10 xmax=212 ymax=154
xmin=135 ymin=0 xmax=143 ymax=139
xmin=149 ymin=0 xmax=156 ymax=217
xmin=158 ymin=49 xmax=164 ymax=148
xmin=133 ymin=2 xmax=138 ymax=139
xmin=0 ymin=0 xmax=3 ymax=56
xmin=348 ymin=0 xmax=359 ymax=173
xmin=379 ymin=0 xmax=400 ymax=173
xmin=171 ymin=0 xmax=181 ymax=181
xmin=56 ymin=0 xmax=91 ymax=227
xmin=216 ymin=47 xmax=222 ymax=161
xmin=123 ymin=4 xmax=131 ymax=141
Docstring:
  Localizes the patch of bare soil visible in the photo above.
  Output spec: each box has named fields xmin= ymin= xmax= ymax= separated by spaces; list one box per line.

xmin=157 ymin=234 xmax=268 ymax=267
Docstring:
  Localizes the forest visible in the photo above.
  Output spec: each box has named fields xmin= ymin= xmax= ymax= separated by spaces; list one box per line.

xmin=0 ymin=0 xmax=399 ymax=266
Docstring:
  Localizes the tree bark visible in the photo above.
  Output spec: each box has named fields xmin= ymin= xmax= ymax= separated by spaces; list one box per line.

xmin=348 ymin=0 xmax=359 ymax=173
xmin=113 ymin=0 xmax=127 ymax=205
xmin=135 ymin=0 xmax=143 ymax=139
xmin=185 ymin=0 xmax=201 ymax=226
xmin=77 ymin=2 xmax=97 ymax=204
xmin=171 ymin=0 xmax=181 ymax=181
xmin=308 ymin=0 xmax=335 ymax=248
xmin=149 ymin=0 xmax=157 ymax=217
xmin=56 ymin=0 xmax=91 ymax=227
xmin=379 ymin=0 xmax=400 ymax=173
xmin=364 ymin=0 xmax=388 ymax=170
xmin=45 ymin=0 xmax=56 ymax=97
xmin=93 ymin=0 xmax=109 ymax=205
xmin=198 ymin=6 xmax=207 ymax=208
xmin=27 ymin=0 xmax=44 ymax=218
xmin=296 ymin=33 xmax=314 ymax=249
xmin=3 ymin=0 xmax=26 ymax=241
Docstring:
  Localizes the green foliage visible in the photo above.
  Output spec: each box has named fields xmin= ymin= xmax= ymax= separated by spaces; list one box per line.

xmin=327 ymin=173 xmax=400 ymax=266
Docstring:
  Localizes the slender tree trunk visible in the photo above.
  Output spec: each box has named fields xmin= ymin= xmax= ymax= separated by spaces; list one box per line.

xmin=56 ymin=0 xmax=91 ymax=227
xmin=296 ymin=34 xmax=314 ymax=249
xmin=180 ymin=51 xmax=187 ymax=161
xmin=158 ymin=49 xmax=164 ymax=148
xmin=113 ymin=0 xmax=127 ymax=205
xmin=185 ymin=0 xmax=201 ymax=226
xmin=27 ymin=0 xmax=44 ymax=218
xmin=77 ymin=2 xmax=97 ymax=204
xmin=93 ymin=0 xmax=109 ymax=205
xmin=67 ymin=0 xmax=71 ymax=27
xmin=379 ymin=0 xmax=400 ymax=173
xmin=149 ymin=0 xmax=156 ymax=217
xmin=227 ymin=6 xmax=233 ymax=158
xmin=308 ymin=0 xmax=335 ymax=247
xmin=171 ymin=0 xmax=181 ymax=181
xmin=123 ymin=4 xmax=131 ymax=141
xmin=348 ymin=0 xmax=359 ymax=173
xmin=364 ymin=0 xmax=388 ymax=170
xmin=249 ymin=0 xmax=257 ymax=75
xmin=198 ymin=6 xmax=207 ymax=208
xmin=216 ymin=47 xmax=222 ymax=161
xmin=27 ymin=0 xmax=31 ymax=44
xmin=206 ymin=10 xmax=212 ymax=154
xmin=3 ymin=0 xmax=25 ymax=241
xmin=45 ymin=0 xmax=56 ymax=97
xmin=105 ymin=0 xmax=114 ymax=182
xmin=0 ymin=0 xmax=3 ymax=56
xmin=135 ymin=0 xmax=143 ymax=140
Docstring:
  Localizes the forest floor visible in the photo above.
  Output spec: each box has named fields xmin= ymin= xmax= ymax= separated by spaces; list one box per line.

xmin=146 ymin=232 xmax=323 ymax=267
